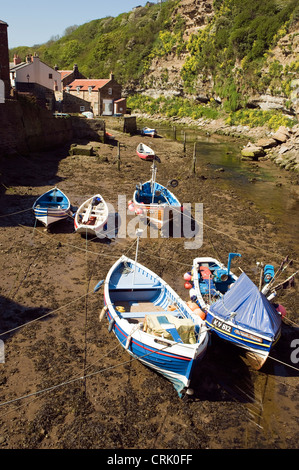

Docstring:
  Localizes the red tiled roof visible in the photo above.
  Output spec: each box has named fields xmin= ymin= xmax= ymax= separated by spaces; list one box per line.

xmin=65 ymin=79 xmax=110 ymax=91
xmin=60 ymin=70 xmax=73 ymax=80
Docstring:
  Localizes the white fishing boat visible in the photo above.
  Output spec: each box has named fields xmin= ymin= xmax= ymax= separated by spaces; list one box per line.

xmin=74 ymin=194 xmax=109 ymax=236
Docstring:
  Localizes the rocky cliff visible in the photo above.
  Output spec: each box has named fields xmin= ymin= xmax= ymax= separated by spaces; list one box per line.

xmin=139 ymin=0 xmax=299 ymax=117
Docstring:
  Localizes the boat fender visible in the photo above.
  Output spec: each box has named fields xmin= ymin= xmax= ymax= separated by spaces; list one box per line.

xmin=167 ymin=305 xmax=177 ymax=311
xmin=194 ymin=308 xmax=206 ymax=320
xmin=99 ymin=305 xmax=108 ymax=322
xmin=189 ymin=287 xmax=197 ymax=297
xmin=276 ymin=304 xmax=287 ymax=318
xmin=125 ymin=335 xmax=132 ymax=350
xmin=108 ymin=318 xmax=115 ymax=333
xmin=128 ymin=203 xmax=135 ymax=212
xmin=183 ymin=272 xmax=192 ymax=281
xmin=187 ymin=301 xmax=198 ymax=311
xmin=184 ymin=281 xmax=193 ymax=289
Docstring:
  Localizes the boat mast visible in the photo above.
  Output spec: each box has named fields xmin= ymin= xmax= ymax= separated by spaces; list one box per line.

xmin=132 ymin=229 xmax=144 ymax=288
xmin=150 ymin=163 xmax=157 ymax=204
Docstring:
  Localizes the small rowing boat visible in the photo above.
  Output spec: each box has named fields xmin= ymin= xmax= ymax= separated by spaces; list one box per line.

xmin=74 ymin=194 xmax=109 ymax=237
xmin=32 ymin=187 xmax=70 ymax=227
xmin=136 ymin=143 xmax=156 ymax=161
xmin=141 ymin=127 xmax=157 ymax=137
xmin=98 ymin=251 xmax=209 ymax=396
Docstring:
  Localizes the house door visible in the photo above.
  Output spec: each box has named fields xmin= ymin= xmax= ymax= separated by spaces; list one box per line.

xmin=103 ymin=99 xmax=113 ymax=116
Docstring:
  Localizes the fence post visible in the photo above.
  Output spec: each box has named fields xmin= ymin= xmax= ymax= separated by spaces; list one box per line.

xmin=192 ymin=142 xmax=196 ymax=174
xmin=117 ymin=141 xmax=121 ymax=171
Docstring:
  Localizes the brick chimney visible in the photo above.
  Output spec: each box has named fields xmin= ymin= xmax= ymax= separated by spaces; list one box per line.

xmin=0 ymin=20 xmax=11 ymax=99
xmin=13 ymin=54 xmax=21 ymax=65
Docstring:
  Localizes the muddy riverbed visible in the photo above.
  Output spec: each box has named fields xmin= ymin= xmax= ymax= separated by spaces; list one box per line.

xmin=0 ymin=128 xmax=298 ymax=450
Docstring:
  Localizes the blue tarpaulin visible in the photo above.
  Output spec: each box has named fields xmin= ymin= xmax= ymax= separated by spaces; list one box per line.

xmin=209 ymin=272 xmax=281 ymax=338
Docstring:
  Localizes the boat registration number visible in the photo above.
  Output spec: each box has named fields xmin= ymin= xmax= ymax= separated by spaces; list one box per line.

xmin=212 ymin=318 xmax=232 ymax=333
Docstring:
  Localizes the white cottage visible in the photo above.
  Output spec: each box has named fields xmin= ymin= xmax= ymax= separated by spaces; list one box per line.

xmin=10 ymin=53 xmax=61 ymax=109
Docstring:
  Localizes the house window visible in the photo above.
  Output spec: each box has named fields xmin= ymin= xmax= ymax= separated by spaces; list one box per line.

xmin=76 ymin=86 xmax=80 ymax=94
xmin=49 ymin=73 xmax=53 ymax=79
xmin=108 ymin=88 xmax=112 ymax=95
xmin=66 ymin=86 xmax=70 ymax=93
xmin=80 ymin=106 xmax=85 ymax=112
xmin=88 ymin=86 xmax=92 ymax=94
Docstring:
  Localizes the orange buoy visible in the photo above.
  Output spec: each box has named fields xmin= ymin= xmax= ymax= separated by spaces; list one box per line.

xmin=184 ymin=281 xmax=193 ymax=289
xmin=194 ymin=308 xmax=206 ymax=320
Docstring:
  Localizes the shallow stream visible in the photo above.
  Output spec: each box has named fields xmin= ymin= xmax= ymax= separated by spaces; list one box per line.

xmin=159 ymin=126 xmax=299 ymax=254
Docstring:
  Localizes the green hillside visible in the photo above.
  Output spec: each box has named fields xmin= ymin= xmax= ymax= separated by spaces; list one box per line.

xmin=10 ymin=1 xmax=179 ymax=82
xmin=10 ymin=0 xmax=299 ymax=127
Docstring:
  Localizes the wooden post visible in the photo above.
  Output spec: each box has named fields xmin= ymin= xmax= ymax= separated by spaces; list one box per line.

xmin=192 ymin=142 xmax=196 ymax=174
xmin=173 ymin=126 xmax=176 ymax=140
xmin=183 ymin=131 xmax=186 ymax=154
xmin=117 ymin=141 xmax=120 ymax=171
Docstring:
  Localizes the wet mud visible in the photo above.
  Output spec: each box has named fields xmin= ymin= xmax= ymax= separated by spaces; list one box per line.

xmin=0 ymin=129 xmax=298 ymax=449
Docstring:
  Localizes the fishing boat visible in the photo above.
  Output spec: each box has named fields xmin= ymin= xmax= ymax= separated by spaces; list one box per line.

xmin=188 ymin=254 xmax=282 ymax=370
xmin=97 ymin=250 xmax=209 ymax=396
xmin=141 ymin=127 xmax=157 ymax=138
xmin=32 ymin=187 xmax=71 ymax=227
xmin=132 ymin=163 xmax=181 ymax=230
xmin=74 ymin=194 xmax=109 ymax=236
xmin=136 ymin=143 xmax=156 ymax=161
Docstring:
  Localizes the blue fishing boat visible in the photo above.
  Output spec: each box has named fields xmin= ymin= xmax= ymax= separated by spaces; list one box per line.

xmin=189 ymin=254 xmax=282 ymax=369
xmin=141 ymin=127 xmax=157 ymax=137
xmin=32 ymin=187 xmax=71 ymax=227
xmin=132 ymin=163 xmax=181 ymax=229
xmin=98 ymin=253 xmax=209 ymax=396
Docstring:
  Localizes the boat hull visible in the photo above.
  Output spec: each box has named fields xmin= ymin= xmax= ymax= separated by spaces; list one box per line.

xmin=102 ymin=255 xmax=209 ymax=395
xmin=32 ymin=188 xmax=70 ymax=227
xmin=205 ymin=311 xmax=280 ymax=370
xmin=33 ymin=208 xmax=69 ymax=227
xmin=74 ymin=194 xmax=108 ymax=237
xmin=141 ymin=127 xmax=157 ymax=137
xmin=136 ymin=143 xmax=156 ymax=161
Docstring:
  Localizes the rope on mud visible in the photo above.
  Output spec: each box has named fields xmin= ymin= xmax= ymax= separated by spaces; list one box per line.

xmin=18 ymin=224 xmax=122 ymax=260
xmin=169 ymin=205 xmax=299 ymax=265
xmin=0 ymin=289 xmax=96 ymax=338
xmin=267 ymin=354 xmax=299 ymax=372
xmin=0 ymin=207 xmax=32 ymax=218
xmin=0 ymin=332 xmax=186 ymax=409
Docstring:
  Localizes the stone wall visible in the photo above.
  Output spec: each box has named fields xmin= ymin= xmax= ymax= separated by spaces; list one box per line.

xmin=0 ymin=99 xmax=107 ymax=157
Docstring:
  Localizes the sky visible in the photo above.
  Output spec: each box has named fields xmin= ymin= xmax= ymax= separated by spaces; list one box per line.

xmin=1 ymin=0 xmax=155 ymax=49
